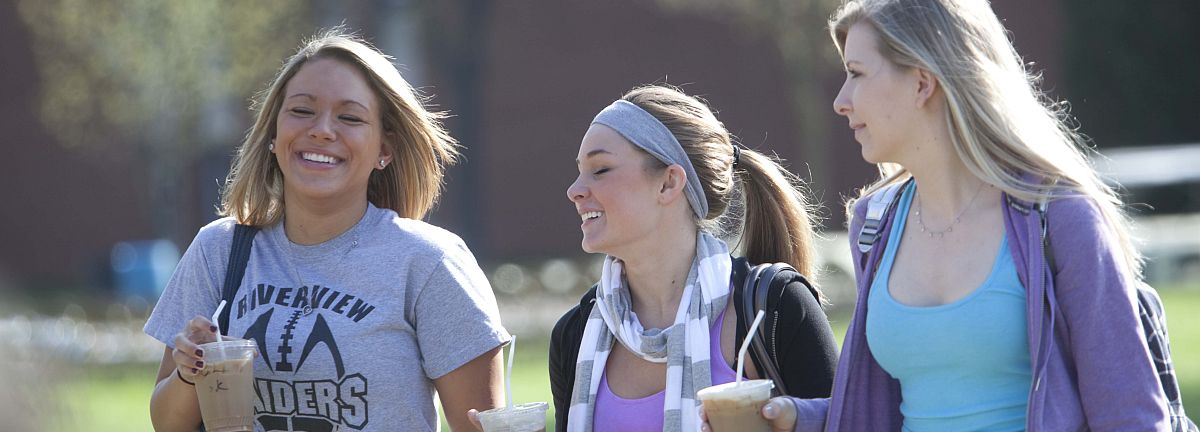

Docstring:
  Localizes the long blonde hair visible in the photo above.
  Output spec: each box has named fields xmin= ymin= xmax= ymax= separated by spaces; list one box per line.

xmin=831 ymin=0 xmax=1142 ymax=274
xmin=220 ymin=29 xmax=459 ymax=225
xmin=622 ymin=85 xmax=824 ymax=300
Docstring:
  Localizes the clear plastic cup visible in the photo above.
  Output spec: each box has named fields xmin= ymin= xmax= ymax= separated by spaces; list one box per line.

xmin=696 ymin=379 xmax=774 ymax=432
xmin=194 ymin=338 xmax=258 ymax=432
xmin=477 ymin=402 xmax=549 ymax=432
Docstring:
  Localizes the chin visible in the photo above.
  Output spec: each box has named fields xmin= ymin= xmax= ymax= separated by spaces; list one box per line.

xmin=860 ymin=147 xmax=886 ymax=165
xmin=580 ymin=237 xmax=604 ymax=255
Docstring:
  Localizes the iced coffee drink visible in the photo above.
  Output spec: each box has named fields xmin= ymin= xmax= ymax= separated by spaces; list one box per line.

xmin=194 ymin=338 xmax=258 ymax=432
xmin=477 ymin=402 xmax=549 ymax=432
xmin=696 ymin=379 xmax=773 ymax=432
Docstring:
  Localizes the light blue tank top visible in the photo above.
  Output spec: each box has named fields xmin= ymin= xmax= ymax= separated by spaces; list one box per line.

xmin=865 ymin=183 xmax=1031 ymax=432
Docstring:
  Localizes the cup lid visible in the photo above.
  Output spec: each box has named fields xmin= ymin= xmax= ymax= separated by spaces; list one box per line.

xmin=696 ymin=379 xmax=774 ymax=400
xmin=197 ymin=338 xmax=256 ymax=350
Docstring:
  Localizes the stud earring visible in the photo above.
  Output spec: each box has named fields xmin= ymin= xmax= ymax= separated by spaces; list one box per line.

xmin=379 ymin=159 xmax=386 ymax=169
xmin=268 ymin=140 xmax=275 ymax=152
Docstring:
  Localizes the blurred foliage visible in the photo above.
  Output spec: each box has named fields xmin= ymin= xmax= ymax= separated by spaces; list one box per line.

xmin=17 ymin=0 xmax=312 ymax=239
xmin=1063 ymin=0 xmax=1200 ymax=147
xmin=16 ymin=0 xmax=311 ymax=154
xmin=653 ymin=0 xmax=844 ymax=194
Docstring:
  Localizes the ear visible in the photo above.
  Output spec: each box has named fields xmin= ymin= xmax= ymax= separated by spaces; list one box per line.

xmin=377 ymin=133 xmax=396 ymax=168
xmin=914 ymin=68 xmax=940 ymax=109
xmin=657 ymin=164 xmax=688 ymax=205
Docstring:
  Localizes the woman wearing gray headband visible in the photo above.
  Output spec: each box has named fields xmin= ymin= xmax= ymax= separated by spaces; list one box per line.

xmin=547 ymin=85 xmax=839 ymax=432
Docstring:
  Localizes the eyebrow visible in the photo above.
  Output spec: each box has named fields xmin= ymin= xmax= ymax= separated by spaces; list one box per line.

xmin=575 ymin=149 xmax=613 ymax=165
xmin=844 ymin=60 xmax=863 ymax=68
xmin=285 ymin=93 xmax=370 ymax=111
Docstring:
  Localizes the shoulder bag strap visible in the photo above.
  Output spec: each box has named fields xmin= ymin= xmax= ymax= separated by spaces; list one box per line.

xmin=742 ymin=263 xmax=792 ymax=396
xmin=219 ymin=224 xmax=258 ymax=336
xmin=855 ymin=179 xmax=911 ymax=275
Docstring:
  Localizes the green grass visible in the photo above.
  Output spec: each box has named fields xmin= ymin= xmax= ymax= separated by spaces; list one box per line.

xmin=48 ymin=289 xmax=1200 ymax=431
xmin=53 ymin=362 xmax=158 ymax=432
xmin=1163 ymin=287 xmax=1200 ymax=418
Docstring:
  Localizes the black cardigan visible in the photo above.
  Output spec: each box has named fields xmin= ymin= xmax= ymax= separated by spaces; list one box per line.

xmin=548 ymin=257 xmax=839 ymax=430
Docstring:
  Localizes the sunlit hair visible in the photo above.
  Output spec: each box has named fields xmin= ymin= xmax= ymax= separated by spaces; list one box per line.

xmin=621 ymin=85 xmax=824 ymax=299
xmin=831 ymin=0 xmax=1142 ymax=274
xmin=220 ymin=28 xmax=459 ymax=225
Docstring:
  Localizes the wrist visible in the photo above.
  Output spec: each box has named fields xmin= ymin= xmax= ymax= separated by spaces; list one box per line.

xmin=176 ymin=368 xmax=195 ymax=386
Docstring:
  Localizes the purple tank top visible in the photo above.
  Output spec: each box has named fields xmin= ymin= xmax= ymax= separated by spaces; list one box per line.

xmin=592 ymin=307 xmax=738 ymax=431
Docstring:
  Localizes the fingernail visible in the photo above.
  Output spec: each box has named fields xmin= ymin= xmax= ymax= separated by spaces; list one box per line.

xmin=196 ymin=361 xmax=204 ymax=368
xmin=763 ymin=403 xmax=778 ymax=418
xmin=195 ymin=349 xmax=204 ymax=357
xmin=210 ymin=325 xmax=218 ymax=333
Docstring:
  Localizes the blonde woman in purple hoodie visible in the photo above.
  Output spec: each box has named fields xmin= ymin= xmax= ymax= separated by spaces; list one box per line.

xmin=702 ymin=0 xmax=1184 ymax=431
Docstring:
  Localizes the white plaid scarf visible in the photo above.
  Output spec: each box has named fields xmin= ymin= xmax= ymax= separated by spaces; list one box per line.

xmin=567 ymin=231 xmax=732 ymax=432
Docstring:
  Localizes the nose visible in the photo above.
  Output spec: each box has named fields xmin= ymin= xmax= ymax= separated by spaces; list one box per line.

xmin=566 ymin=175 xmax=588 ymax=203
xmin=833 ymin=81 xmax=852 ymax=116
xmin=309 ymin=112 xmax=336 ymax=141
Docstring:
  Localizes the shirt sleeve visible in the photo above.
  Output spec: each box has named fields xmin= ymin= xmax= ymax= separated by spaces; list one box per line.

xmin=412 ymin=239 xmax=510 ymax=379
xmin=142 ymin=222 xmax=230 ymax=348
xmin=789 ymin=396 xmax=830 ymax=432
xmin=1047 ymin=196 xmax=1170 ymax=430
xmin=776 ymin=276 xmax=839 ymax=398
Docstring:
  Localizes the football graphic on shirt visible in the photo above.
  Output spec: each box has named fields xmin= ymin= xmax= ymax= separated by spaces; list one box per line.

xmin=242 ymin=309 xmax=368 ymax=431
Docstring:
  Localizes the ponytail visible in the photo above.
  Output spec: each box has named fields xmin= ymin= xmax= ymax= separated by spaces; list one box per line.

xmin=737 ymin=148 xmax=824 ymax=303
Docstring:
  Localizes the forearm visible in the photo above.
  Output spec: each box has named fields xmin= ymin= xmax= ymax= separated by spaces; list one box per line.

xmin=435 ymin=345 xmax=505 ymax=431
xmin=150 ymin=372 xmax=203 ymax=431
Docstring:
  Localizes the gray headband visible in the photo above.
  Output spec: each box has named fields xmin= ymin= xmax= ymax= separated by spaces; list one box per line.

xmin=591 ymin=100 xmax=708 ymax=219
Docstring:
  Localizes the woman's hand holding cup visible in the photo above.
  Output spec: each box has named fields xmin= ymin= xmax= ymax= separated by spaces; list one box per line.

xmin=171 ymin=316 xmax=220 ymax=382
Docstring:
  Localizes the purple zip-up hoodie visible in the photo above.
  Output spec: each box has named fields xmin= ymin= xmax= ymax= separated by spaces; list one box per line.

xmin=789 ymin=182 xmax=1170 ymax=431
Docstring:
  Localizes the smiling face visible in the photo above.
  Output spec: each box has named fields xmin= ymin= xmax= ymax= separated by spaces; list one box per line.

xmin=273 ymin=57 xmax=390 ymax=207
xmin=832 ymin=22 xmax=922 ymax=165
xmin=566 ymin=124 xmax=669 ymax=256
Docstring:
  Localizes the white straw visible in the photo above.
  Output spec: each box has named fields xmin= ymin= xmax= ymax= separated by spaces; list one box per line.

xmin=211 ymin=300 xmax=228 ymax=339
xmin=736 ymin=310 xmax=766 ymax=384
xmin=505 ymin=334 xmax=516 ymax=408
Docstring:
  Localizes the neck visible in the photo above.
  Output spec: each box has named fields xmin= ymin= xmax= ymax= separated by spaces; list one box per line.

xmin=899 ymin=115 xmax=989 ymax=219
xmin=617 ymin=221 xmax=698 ymax=329
xmin=283 ymin=193 xmax=369 ymax=245
xmin=909 ymin=161 xmax=985 ymax=215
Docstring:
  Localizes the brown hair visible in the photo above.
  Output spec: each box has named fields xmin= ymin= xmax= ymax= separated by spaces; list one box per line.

xmin=220 ymin=28 xmax=459 ymax=225
xmin=621 ymin=85 xmax=823 ymax=300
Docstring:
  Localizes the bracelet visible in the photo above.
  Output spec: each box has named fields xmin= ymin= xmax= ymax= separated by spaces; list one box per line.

xmin=176 ymin=369 xmax=196 ymax=386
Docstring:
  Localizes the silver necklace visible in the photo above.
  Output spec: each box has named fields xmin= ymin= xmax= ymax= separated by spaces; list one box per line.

xmin=914 ymin=182 xmax=985 ymax=239
xmin=280 ymin=224 xmax=362 ymax=316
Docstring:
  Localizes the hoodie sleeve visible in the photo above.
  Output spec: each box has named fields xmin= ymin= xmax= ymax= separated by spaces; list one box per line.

xmin=1047 ymin=196 xmax=1170 ymax=431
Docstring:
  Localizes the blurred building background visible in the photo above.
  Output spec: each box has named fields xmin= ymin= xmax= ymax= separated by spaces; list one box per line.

xmin=1 ymin=0 xmax=1198 ymax=312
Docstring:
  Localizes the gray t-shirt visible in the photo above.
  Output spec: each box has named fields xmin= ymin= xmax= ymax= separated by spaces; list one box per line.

xmin=145 ymin=204 xmax=509 ymax=431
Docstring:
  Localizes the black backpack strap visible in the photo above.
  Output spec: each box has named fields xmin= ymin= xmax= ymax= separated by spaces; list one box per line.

xmin=750 ymin=263 xmax=795 ymax=396
xmin=218 ymin=224 xmax=258 ymax=336
xmin=732 ymin=257 xmax=805 ymax=396
xmin=731 ymin=258 xmax=756 ymax=373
